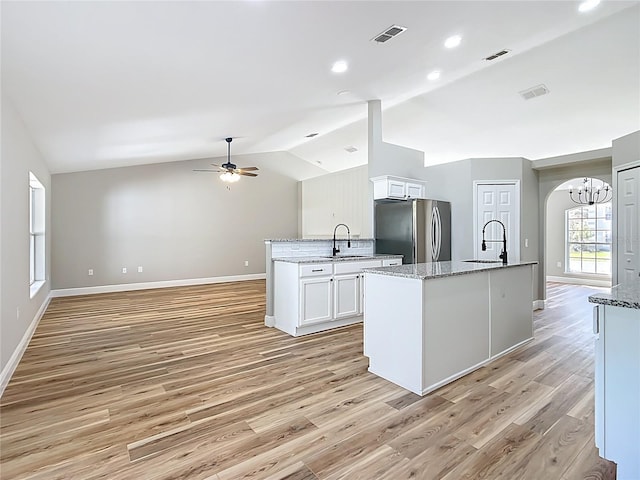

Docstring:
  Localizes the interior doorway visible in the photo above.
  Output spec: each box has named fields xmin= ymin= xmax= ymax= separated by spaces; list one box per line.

xmin=544 ymin=177 xmax=612 ymax=288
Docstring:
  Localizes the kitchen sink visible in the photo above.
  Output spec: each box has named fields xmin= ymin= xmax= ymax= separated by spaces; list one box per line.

xmin=463 ymin=259 xmax=503 ymax=264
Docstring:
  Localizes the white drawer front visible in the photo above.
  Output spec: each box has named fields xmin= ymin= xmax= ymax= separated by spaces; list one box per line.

xmin=382 ymin=258 xmax=403 ymax=267
xmin=334 ymin=260 xmax=382 ymax=274
xmin=300 ymin=263 xmax=333 ymax=277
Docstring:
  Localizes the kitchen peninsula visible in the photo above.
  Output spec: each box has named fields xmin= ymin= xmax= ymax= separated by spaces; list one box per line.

xmin=363 ymin=260 xmax=537 ymax=396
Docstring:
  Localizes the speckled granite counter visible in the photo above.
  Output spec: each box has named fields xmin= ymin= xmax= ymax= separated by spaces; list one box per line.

xmin=275 ymin=254 xmax=402 ymax=264
xmin=588 ymin=279 xmax=640 ymax=309
xmin=363 ymin=260 xmax=538 ymax=280
xmin=265 ymin=238 xmax=375 ymax=242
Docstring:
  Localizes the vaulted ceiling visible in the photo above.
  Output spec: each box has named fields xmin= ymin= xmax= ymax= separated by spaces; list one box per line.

xmin=2 ymin=1 xmax=639 ymax=176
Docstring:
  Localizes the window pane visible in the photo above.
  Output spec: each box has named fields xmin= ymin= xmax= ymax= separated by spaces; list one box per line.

xmin=568 ymin=230 xmax=582 ymax=242
xmin=581 ymin=244 xmax=596 ymax=259
xmin=596 ymin=258 xmax=611 ymax=275
xmin=596 ymin=218 xmax=611 ymax=231
xmin=29 ymin=234 xmax=35 ymax=285
xmin=569 ymin=244 xmax=582 ymax=257
xmin=596 ymin=231 xmax=611 ymax=244
xmin=583 ymin=206 xmax=596 ymax=218
xmin=596 ymin=244 xmax=611 ymax=258
xmin=569 ymin=219 xmax=583 ymax=231
xmin=568 ymin=209 xmax=582 ymax=219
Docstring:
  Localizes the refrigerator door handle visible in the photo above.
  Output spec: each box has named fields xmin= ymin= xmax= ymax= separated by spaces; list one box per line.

xmin=432 ymin=205 xmax=442 ymax=261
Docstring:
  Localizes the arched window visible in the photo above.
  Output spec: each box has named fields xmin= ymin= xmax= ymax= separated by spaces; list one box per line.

xmin=566 ymin=203 xmax=612 ymax=275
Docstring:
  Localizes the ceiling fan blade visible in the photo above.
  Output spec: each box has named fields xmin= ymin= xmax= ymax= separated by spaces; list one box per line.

xmin=210 ymin=163 xmax=223 ymax=168
xmin=237 ymin=171 xmax=258 ymax=177
xmin=238 ymin=166 xmax=259 ymax=171
xmin=193 ymin=169 xmax=223 ymax=173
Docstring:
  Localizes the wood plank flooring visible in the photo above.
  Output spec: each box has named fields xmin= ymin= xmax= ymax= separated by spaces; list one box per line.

xmin=0 ymin=281 xmax=616 ymax=479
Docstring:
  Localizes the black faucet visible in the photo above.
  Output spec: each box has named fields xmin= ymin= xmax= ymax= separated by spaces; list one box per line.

xmin=332 ymin=223 xmax=351 ymax=256
xmin=481 ymin=220 xmax=508 ymax=264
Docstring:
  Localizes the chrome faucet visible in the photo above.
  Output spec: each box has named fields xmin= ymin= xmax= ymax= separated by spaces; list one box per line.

xmin=332 ymin=223 xmax=351 ymax=256
xmin=481 ymin=220 xmax=508 ymax=264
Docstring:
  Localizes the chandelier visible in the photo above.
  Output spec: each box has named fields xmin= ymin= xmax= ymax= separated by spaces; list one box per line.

xmin=569 ymin=177 xmax=612 ymax=205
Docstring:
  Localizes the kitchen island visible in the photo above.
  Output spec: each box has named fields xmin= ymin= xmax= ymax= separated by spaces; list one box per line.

xmin=272 ymin=254 xmax=402 ymax=337
xmin=363 ymin=260 xmax=537 ymax=396
xmin=589 ymin=280 xmax=640 ymax=480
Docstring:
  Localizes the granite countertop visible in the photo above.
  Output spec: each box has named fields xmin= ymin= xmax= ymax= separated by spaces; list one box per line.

xmin=363 ymin=260 xmax=538 ymax=280
xmin=265 ymin=238 xmax=374 ymax=243
xmin=274 ymin=254 xmax=403 ymax=264
xmin=588 ymin=279 xmax=640 ymax=309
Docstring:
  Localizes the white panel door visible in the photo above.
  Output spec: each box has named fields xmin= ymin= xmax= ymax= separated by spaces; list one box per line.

xmin=334 ymin=274 xmax=360 ymax=319
xmin=299 ymin=277 xmax=333 ymax=326
xmin=617 ymin=166 xmax=639 ymax=283
xmin=476 ymin=183 xmax=518 ymax=262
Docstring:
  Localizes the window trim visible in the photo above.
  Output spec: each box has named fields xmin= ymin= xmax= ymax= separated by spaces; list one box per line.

xmin=29 ymin=172 xmax=46 ymax=298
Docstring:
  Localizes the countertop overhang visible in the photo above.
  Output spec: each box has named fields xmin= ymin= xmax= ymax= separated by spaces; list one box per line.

xmin=274 ymin=254 xmax=402 ymax=264
xmin=588 ymin=279 xmax=640 ymax=309
xmin=363 ymin=260 xmax=538 ymax=280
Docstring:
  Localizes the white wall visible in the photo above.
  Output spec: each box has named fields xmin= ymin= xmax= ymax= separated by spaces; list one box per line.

xmin=300 ymin=165 xmax=371 ymax=238
xmin=1 ymin=96 xmax=52 ymax=376
xmin=51 ymin=152 xmax=311 ymax=289
xmin=612 ymin=131 xmax=640 ymax=168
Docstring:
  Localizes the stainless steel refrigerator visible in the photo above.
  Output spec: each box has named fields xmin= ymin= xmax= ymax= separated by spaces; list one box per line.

xmin=374 ymin=199 xmax=451 ymax=264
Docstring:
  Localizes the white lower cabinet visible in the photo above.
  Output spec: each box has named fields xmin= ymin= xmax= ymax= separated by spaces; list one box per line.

xmin=300 ymin=277 xmax=333 ymax=325
xmin=274 ymin=258 xmax=389 ymax=336
xmin=593 ymin=303 xmax=640 ymax=480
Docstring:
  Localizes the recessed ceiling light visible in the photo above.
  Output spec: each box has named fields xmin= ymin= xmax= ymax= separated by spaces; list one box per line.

xmin=578 ymin=0 xmax=600 ymax=12
xmin=331 ymin=60 xmax=348 ymax=73
xmin=444 ymin=35 xmax=462 ymax=49
xmin=344 ymin=146 xmax=358 ymax=153
xmin=427 ymin=70 xmax=441 ymax=81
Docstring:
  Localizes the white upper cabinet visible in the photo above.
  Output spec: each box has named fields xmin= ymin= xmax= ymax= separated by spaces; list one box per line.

xmin=371 ymin=175 xmax=426 ymax=200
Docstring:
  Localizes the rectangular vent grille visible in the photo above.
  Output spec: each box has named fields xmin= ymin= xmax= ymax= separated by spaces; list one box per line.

xmin=344 ymin=146 xmax=358 ymax=153
xmin=484 ymin=49 xmax=511 ymax=61
xmin=372 ymin=25 xmax=407 ymax=43
xmin=519 ymin=84 xmax=550 ymax=100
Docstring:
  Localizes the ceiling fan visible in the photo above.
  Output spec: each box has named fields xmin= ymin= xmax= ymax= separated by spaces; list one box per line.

xmin=193 ymin=137 xmax=259 ymax=183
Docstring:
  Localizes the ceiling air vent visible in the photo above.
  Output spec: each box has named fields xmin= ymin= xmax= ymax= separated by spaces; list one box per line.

xmin=344 ymin=146 xmax=358 ymax=153
xmin=484 ymin=49 xmax=511 ymax=61
xmin=519 ymin=84 xmax=550 ymax=100
xmin=305 ymin=133 xmax=319 ymax=138
xmin=371 ymin=25 xmax=407 ymax=43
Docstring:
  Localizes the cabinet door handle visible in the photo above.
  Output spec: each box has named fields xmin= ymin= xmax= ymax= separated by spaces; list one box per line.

xmin=311 ymin=268 xmax=324 ymax=272
xmin=330 ymin=278 xmax=333 ymax=282
xmin=593 ymin=305 xmax=600 ymax=334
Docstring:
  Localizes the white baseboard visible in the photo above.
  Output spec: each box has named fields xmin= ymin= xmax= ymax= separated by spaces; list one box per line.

xmin=0 ymin=295 xmax=51 ymax=398
xmin=264 ymin=315 xmax=275 ymax=327
xmin=50 ymin=273 xmax=267 ymax=297
xmin=533 ymin=299 xmax=546 ymax=311
xmin=546 ymin=275 xmax=612 ymax=288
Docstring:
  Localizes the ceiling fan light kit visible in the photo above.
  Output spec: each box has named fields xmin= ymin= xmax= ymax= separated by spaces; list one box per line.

xmin=193 ymin=137 xmax=259 ymax=183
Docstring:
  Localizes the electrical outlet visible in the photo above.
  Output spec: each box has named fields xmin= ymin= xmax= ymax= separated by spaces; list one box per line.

xmin=88 ymin=269 xmax=94 ymax=276
xmin=122 ymin=267 xmax=127 ymax=274
xmin=244 ymin=260 xmax=249 ymax=267
xmin=137 ymin=266 xmax=143 ymax=273
xmin=556 ymin=261 xmax=562 ymax=268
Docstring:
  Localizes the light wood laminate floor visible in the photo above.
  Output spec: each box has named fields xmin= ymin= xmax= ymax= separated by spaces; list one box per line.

xmin=1 ymin=281 xmax=616 ymax=479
